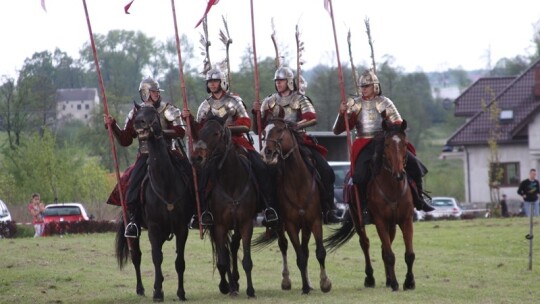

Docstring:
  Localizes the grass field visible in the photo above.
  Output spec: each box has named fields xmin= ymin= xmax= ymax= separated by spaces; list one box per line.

xmin=2 ymin=218 xmax=540 ymax=304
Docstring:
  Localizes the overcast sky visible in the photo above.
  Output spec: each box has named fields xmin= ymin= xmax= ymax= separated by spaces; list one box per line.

xmin=1 ymin=0 xmax=540 ymax=79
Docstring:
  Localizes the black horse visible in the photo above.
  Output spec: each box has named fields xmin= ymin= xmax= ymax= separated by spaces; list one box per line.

xmin=191 ymin=117 xmax=258 ymax=298
xmin=115 ymin=104 xmax=194 ymax=301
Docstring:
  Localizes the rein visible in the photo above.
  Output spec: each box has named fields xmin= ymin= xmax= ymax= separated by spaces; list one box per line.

xmin=265 ymin=123 xmax=299 ymax=160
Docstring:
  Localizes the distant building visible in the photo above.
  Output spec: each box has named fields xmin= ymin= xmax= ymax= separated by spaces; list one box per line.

xmin=56 ymin=88 xmax=99 ymax=125
xmin=441 ymin=59 xmax=540 ymax=205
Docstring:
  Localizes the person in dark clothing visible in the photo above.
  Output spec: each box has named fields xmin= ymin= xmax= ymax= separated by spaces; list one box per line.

xmin=500 ymin=194 xmax=509 ymax=217
xmin=517 ymin=168 xmax=540 ymax=217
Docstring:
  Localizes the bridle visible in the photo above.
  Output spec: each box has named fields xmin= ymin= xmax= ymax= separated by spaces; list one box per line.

xmin=265 ymin=120 xmax=299 ymax=160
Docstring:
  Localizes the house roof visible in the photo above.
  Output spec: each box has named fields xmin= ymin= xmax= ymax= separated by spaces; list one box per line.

xmin=56 ymin=88 xmax=98 ymax=102
xmin=453 ymin=76 xmax=514 ymax=117
xmin=447 ymin=59 xmax=540 ymax=146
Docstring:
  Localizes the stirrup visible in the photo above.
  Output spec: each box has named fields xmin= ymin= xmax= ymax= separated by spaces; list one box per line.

xmin=124 ymin=222 xmax=139 ymax=238
xmin=264 ymin=207 xmax=278 ymax=223
xmin=201 ymin=211 xmax=214 ymax=226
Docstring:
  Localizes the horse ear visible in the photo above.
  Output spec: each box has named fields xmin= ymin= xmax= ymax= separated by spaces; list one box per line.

xmin=401 ymin=119 xmax=407 ymax=131
xmin=133 ymin=100 xmax=141 ymax=110
xmin=380 ymin=110 xmax=387 ymax=120
xmin=381 ymin=119 xmax=390 ymax=131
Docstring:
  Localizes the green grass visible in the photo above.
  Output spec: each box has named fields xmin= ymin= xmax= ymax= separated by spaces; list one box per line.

xmin=2 ymin=218 xmax=540 ymax=303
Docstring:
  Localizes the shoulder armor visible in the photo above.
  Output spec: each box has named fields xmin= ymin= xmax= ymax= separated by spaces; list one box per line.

xmin=346 ymin=96 xmax=361 ymax=115
xmin=163 ymin=103 xmax=183 ymax=126
xmin=261 ymin=94 xmax=276 ymax=111
xmin=375 ymin=96 xmax=402 ymax=122
xmin=196 ymin=99 xmax=211 ymax=122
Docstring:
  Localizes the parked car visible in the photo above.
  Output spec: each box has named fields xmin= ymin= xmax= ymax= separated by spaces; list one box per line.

xmin=329 ymin=161 xmax=351 ymax=222
xmin=424 ymin=196 xmax=463 ymax=219
xmin=43 ymin=203 xmax=91 ymax=224
xmin=0 ymin=199 xmax=12 ymax=222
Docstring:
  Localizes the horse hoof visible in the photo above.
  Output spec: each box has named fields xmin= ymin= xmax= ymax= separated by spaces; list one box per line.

xmin=136 ymin=288 xmax=145 ymax=296
xmin=403 ymin=280 xmax=416 ymax=290
xmin=247 ymin=287 xmax=256 ymax=298
xmin=320 ymin=278 xmax=332 ymax=293
xmin=177 ymin=292 xmax=187 ymax=301
xmin=219 ymin=282 xmax=230 ymax=294
xmin=153 ymin=290 xmax=164 ymax=302
xmin=229 ymin=290 xmax=239 ymax=297
xmin=364 ymin=276 xmax=375 ymax=288
xmin=281 ymin=279 xmax=292 ymax=290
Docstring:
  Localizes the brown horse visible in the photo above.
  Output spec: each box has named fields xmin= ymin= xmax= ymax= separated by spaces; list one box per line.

xmin=191 ymin=117 xmax=258 ymax=298
xmin=325 ymin=119 xmax=416 ymax=291
xmin=257 ymin=118 xmax=332 ymax=294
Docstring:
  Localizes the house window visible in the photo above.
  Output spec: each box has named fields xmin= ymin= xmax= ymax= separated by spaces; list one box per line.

xmin=77 ymin=104 xmax=81 ymax=110
xmin=491 ymin=162 xmax=520 ymax=187
xmin=85 ymin=104 xmax=90 ymax=110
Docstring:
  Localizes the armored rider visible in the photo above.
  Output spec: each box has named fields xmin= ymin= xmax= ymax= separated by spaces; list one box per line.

xmin=332 ymin=69 xmax=435 ymax=224
xmin=182 ymin=68 xmax=279 ymax=227
xmin=253 ymin=66 xmax=339 ymax=223
xmin=104 ymin=77 xmax=192 ymax=238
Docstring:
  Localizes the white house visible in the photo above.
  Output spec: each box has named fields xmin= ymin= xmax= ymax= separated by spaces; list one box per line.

xmin=56 ymin=88 xmax=99 ymax=125
xmin=442 ymin=59 xmax=540 ymax=206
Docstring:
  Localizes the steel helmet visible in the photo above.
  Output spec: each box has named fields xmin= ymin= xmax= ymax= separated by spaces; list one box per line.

xmin=274 ymin=67 xmax=295 ymax=91
xmin=205 ymin=68 xmax=229 ymax=92
xmin=358 ymin=69 xmax=381 ymax=94
xmin=139 ymin=77 xmax=163 ymax=102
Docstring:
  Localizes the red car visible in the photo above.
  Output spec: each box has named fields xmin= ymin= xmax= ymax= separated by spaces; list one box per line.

xmin=43 ymin=203 xmax=91 ymax=224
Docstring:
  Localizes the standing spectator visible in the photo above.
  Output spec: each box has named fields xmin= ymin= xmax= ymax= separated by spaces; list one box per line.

xmin=28 ymin=193 xmax=45 ymax=237
xmin=500 ymin=194 xmax=509 ymax=217
xmin=517 ymin=168 xmax=540 ymax=217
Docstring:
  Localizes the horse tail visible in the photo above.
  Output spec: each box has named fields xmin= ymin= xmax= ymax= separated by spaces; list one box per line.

xmin=323 ymin=209 xmax=356 ymax=253
xmin=252 ymin=227 xmax=279 ymax=251
xmin=115 ymin=213 xmax=129 ymax=269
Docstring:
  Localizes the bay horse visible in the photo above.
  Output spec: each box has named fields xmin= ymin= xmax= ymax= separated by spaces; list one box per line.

xmin=115 ymin=104 xmax=193 ymax=301
xmin=324 ymin=119 xmax=416 ymax=291
xmin=257 ymin=117 xmax=332 ymax=294
xmin=191 ymin=117 xmax=258 ymax=298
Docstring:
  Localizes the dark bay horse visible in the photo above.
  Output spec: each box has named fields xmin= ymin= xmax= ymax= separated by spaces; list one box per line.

xmin=115 ymin=104 xmax=193 ymax=301
xmin=325 ymin=119 xmax=416 ymax=291
xmin=191 ymin=117 xmax=258 ymax=298
xmin=257 ymin=118 xmax=332 ymax=294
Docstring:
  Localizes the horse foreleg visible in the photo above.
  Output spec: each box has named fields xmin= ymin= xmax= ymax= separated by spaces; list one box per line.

xmin=374 ymin=222 xmax=399 ymax=291
xmin=400 ymin=220 xmax=416 ymax=291
xmin=301 ymin=226 xmax=314 ymax=292
xmin=130 ymin=238 xmax=145 ymax=296
xmin=356 ymin=225 xmax=375 ymax=288
xmin=149 ymin=232 xmax=165 ymax=301
xmin=277 ymin=229 xmax=291 ymax=290
xmin=286 ymin=225 xmax=310 ymax=294
xmin=313 ymin=224 xmax=332 ymax=293
xmin=175 ymin=226 xmax=189 ymax=301
xmin=240 ymin=226 xmax=256 ymax=298
xmin=230 ymin=231 xmax=241 ymax=294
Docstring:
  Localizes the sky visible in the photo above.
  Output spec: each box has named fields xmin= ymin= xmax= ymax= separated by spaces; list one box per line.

xmin=1 ymin=0 xmax=540 ymax=79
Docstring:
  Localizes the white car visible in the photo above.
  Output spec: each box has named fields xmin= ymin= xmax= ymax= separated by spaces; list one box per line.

xmin=0 ymin=199 xmax=12 ymax=222
xmin=425 ymin=196 xmax=463 ymax=219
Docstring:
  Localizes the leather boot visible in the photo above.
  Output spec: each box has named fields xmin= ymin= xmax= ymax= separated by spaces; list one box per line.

xmin=359 ymin=184 xmax=372 ymax=225
xmin=124 ymin=209 xmax=139 ymax=238
xmin=323 ymin=192 xmax=340 ymax=224
xmin=414 ymin=182 xmax=435 ymax=212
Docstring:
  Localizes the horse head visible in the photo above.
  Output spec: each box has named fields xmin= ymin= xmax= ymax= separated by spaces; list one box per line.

xmin=262 ymin=118 xmax=299 ymax=165
xmin=191 ymin=116 xmax=231 ymax=168
xmin=133 ymin=104 xmax=162 ymax=141
xmin=381 ymin=119 xmax=408 ymax=181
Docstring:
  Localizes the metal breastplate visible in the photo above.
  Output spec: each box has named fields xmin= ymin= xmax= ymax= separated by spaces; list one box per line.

xmin=357 ymin=99 xmax=383 ymax=138
xmin=266 ymin=92 xmax=307 ymax=123
xmin=198 ymin=95 xmax=244 ymax=125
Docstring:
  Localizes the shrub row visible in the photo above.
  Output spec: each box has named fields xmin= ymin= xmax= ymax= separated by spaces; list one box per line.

xmin=0 ymin=220 xmax=117 ymax=238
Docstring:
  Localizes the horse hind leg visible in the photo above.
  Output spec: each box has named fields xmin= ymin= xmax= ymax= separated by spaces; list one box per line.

xmin=357 ymin=226 xmax=375 ymax=288
xmin=277 ymin=230 xmax=292 ymax=290
xmin=230 ymin=231 xmax=241 ymax=295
